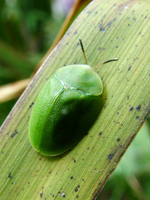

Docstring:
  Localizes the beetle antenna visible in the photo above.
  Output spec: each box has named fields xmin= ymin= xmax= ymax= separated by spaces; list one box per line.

xmin=94 ymin=58 xmax=118 ymax=69
xmin=79 ymin=39 xmax=88 ymax=65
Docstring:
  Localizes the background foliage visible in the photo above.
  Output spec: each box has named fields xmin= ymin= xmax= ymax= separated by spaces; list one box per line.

xmin=0 ymin=0 xmax=150 ymax=199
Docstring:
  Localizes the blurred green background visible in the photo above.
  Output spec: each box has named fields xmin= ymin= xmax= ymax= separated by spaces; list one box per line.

xmin=0 ymin=1 xmax=149 ymax=199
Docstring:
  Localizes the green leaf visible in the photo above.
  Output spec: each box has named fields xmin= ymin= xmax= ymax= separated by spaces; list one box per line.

xmin=0 ymin=0 xmax=150 ymax=199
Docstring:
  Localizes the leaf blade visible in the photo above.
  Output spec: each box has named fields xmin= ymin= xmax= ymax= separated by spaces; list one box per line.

xmin=0 ymin=0 xmax=150 ymax=199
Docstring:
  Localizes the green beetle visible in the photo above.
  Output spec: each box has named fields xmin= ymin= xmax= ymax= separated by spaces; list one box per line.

xmin=29 ymin=39 xmax=118 ymax=156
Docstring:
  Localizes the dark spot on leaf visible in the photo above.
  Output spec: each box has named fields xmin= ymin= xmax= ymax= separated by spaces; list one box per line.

xmin=117 ymin=112 xmax=119 ymax=115
xmin=62 ymin=193 xmax=65 ymax=197
xmin=99 ymin=132 xmax=102 ymax=136
xmin=128 ymin=24 xmax=130 ymax=26
xmin=74 ymin=31 xmax=78 ymax=35
xmin=70 ymin=176 xmax=73 ymax=180
xmin=128 ymin=66 xmax=131 ymax=71
xmin=108 ymin=152 xmax=115 ymax=160
xmin=127 ymin=95 xmax=129 ymax=100
xmin=11 ymin=130 xmax=18 ymax=138
xmin=72 ymin=158 xmax=76 ymax=163
xmin=117 ymin=138 xmax=120 ymax=141
xmin=133 ymin=17 xmax=136 ymax=21
xmin=129 ymin=107 xmax=134 ymax=111
xmin=40 ymin=192 xmax=43 ymax=198
xmin=107 ymin=21 xmax=113 ymax=27
xmin=100 ymin=27 xmax=105 ymax=31
xmin=136 ymin=105 xmax=141 ymax=111
xmin=58 ymin=192 xmax=65 ymax=197
xmin=8 ymin=173 xmax=12 ymax=178
xmin=116 ymin=46 xmax=118 ymax=48
xmin=75 ymin=185 xmax=80 ymax=192
xmin=29 ymin=102 xmax=34 ymax=108
xmin=136 ymin=116 xmax=139 ymax=119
